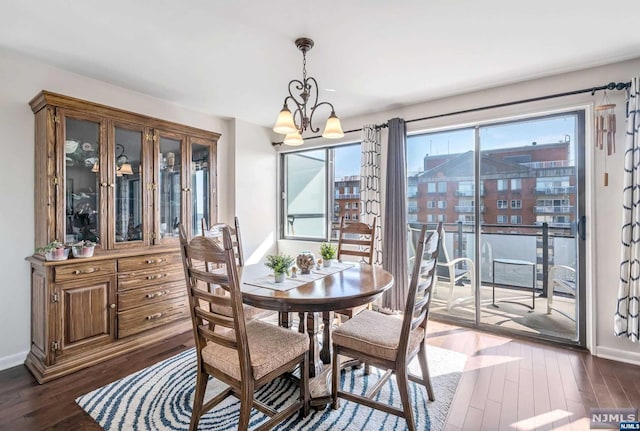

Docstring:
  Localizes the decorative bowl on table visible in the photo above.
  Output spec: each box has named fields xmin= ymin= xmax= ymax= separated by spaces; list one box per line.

xmin=296 ymin=251 xmax=316 ymax=275
xmin=71 ymin=240 xmax=96 ymax=258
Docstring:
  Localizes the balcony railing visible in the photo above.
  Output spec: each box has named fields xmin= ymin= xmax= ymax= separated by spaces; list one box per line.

xmin=534 ymin=205 xmax=573 ymax=213
xmin=336 ymin=194 xmax=360 ymax=199
xmin=520 ymin=160 xmax=572 ymax=169
xmin=455 ymin=205 xmax=485 ymax=213
xmin=535 ymin=186 xmax=576 ymax=195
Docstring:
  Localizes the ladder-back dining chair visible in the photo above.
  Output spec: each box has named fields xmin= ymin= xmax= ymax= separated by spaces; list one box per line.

xmin=331 ymin=222 xmax=442 ymax=431
xmin=179 ymin=225 xmax=309 ymax=431
xmin=201 ymin=216 xmax=244 ymax=266
xmin=333 ymin=216 xmax=377 ymax=319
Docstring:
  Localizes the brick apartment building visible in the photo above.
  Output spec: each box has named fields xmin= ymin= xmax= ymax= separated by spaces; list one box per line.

xmin=413 ymin=141 xmax=576 ymax=228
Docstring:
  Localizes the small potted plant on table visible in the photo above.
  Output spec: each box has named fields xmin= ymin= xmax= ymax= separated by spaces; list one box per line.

xmin=319 ymin=242 xmax=337 ymax=267
xmin=71 ymin=240 xmax=96 ymax=258
xmin=265 ymin=254 xmax=295 ymax=283
xmin=36 ymin=240 xmax=69 ymax=261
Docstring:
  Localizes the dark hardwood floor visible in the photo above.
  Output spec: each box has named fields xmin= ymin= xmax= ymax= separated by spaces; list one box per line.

xmin=1 ymin=322 xmax=639 ymax=430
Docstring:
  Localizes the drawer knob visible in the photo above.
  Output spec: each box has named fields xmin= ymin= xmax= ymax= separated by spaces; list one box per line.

xmin=146 ymin=258 xmax=166 ymax=264
xmin=146 ymin=274 xmax=166 ymax=280
xmin=146 ymin=312 xmax=163 ymax=320
xmin=146 ymin=291 xmax=166 ymax=299
xmin=110 ymin=303 xmax=116 ymax=309
xmin=72 ymin=267 xmax=99 ymax=276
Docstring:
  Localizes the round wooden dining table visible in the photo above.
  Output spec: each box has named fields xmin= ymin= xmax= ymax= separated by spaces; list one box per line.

xmin=239 ymin=262 xmax=393 ymax=405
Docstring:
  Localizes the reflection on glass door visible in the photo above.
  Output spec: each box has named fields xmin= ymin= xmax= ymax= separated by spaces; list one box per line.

xmin=190 ymin=141 xmax=210 ymax=238
xmin=64 ymin=116 xmax=101 ymax=245
xmin=407 ymin=128 xmax=476 ymax=324
xmin=158 ymin=134 xmax=183 ymax=241
xmin=478 ymin=114 xmax=582 ymax=345
xmin=114 ymin=125 xmax=144 ymax=246
xmin=407 ymin=111 xmax=585 ymax=346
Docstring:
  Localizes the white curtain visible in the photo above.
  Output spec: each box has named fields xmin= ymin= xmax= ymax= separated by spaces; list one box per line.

xmin=360 ymin=124 xmax=382 ymax=265
xmin=615 ymin=77 xmax=640 ymax=342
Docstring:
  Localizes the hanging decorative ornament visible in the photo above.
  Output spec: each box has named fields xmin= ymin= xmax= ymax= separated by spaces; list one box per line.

xmin=595 ymin=90 xmax=616 ymax=186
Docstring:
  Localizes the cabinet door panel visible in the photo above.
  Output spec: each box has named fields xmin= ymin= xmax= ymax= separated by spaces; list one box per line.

xmin=59 ymin=110 xmax=107 ymax=247
xmin=189 ymin=137 xmax=216 ymax=238
xmin=156 ymin=131 xmax=185 ymax=243
xmin=57 ymin=276 xmax=115 ymax=354
xmin=112 ymin=122 xmax=150 ymax=248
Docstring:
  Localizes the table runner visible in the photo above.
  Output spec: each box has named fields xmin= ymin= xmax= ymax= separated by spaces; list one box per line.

xmin=243 ymin=261 xmax=355 ymax=291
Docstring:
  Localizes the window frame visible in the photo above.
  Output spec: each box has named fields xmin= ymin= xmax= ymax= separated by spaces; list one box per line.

xmin=280 ymin=142 xmax=361 ymax=241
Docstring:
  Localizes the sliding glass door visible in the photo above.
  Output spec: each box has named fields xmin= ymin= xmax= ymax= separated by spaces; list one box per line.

xmin=407 ymin=110 xmax=586 ymax=347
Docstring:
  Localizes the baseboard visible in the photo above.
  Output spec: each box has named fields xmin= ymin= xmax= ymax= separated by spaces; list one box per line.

xmin=596 ymin=346 xmax=640 ymax=366
xmin=0 ymin=350 xmax=28 ymax=371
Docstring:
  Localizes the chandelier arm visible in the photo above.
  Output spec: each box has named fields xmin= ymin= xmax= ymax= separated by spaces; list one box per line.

xmin=286 ymin=79 xmax=308 ymax=131
xmin=308 ymin=101 xmax=336 ymax=133
xmin=305 ymin=77 xmax=321 ymax=133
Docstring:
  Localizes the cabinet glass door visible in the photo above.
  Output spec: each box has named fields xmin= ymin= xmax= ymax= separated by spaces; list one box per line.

xmin=190 ymin=140 xmax=213 ymax=238
xmin=63 ymin=116 xmax=102 ymax=245
xmin=113 ymin=125 xmax=146 ymax=247
xmin=158 ymin=133 xmax=183 ymax=241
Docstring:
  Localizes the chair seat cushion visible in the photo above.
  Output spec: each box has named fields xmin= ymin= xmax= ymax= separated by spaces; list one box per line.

xmin=332 ymin=310 xmax=425 ymax=361
xmin=201 ymin=320 xmax=308 ymax=381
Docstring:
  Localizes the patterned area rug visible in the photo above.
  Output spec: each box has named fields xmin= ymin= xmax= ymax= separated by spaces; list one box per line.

xmin=77 ymin=345 xmax=465 ymax=431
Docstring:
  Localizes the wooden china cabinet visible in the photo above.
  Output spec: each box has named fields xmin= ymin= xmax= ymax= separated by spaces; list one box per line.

xmin=26 ymin=91 xmax=219 ymax=383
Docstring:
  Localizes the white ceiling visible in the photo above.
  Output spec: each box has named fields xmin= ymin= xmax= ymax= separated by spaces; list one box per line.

xmin=2 ymin=0 xmax=640 ymax=128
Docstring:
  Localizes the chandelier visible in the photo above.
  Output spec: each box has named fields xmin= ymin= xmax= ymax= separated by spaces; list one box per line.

xmin=273 ymin=37 xmax=344 ymax=146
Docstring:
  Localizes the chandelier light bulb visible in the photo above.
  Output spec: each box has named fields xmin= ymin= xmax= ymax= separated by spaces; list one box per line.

xmin=321 ymin=111 xmax=344 ymax=139
xmin=273 ymin=104 xmax=297 ymax=135
xmin=283 ymin=131 xmax=304 ymax=146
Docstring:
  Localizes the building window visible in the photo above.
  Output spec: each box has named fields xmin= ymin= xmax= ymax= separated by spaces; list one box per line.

xmin=457 ymin=181 xmax=473 ymax=196
xmin=427 ymin=201 xmax=436 ymax=209
xmin=510 ymin=215 xmax=522 ymax=224
xmin=352 ymin=213 xmax=359 ymax=221
xmin=345 ymin=202 xmax=350 ymax=209
xmin=281 ymin=143 xmax=361 ymax=240
xmin=437 ymin=214 xmax=446 ymax=222
xmin=510 ymin=178 xmax=521 ymax=191
xmin=497 ymin=215 xmax=508 ymax=224
xmin=427 ymin=214 xmax=435 ymax=222
xmin=437 ymin=182 xmax=447 ymax=193
xmin=497 ymin=200 xmax=508 ymax=209
xmin=427 ymin=182 xmax=436 ymax=193
xmin=511 ymin=200 xmax=522 ymax=209
xmin=353 ymin=202 xmax=358 ymax=209
xmin=438 ymin=200 xmax=446 ymax=209
xmin=497 ymin=179 xmax=508 ymax=191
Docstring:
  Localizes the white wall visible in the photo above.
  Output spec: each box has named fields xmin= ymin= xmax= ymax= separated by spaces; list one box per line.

xmin=277 ymin=57 xmax=640 ymax=364
xmin=0 ymin=48 xmax=231 ymax=369
xmin=232 ymin=119 xmax=278 ymax=264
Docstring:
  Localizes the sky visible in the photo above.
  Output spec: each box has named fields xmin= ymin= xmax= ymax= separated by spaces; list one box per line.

xmin=333 ymin=114 xmax=578 ymax=178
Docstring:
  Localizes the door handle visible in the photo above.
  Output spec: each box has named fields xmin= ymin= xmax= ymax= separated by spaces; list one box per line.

xmin=577 ymin=216 xmax=586 ymax=240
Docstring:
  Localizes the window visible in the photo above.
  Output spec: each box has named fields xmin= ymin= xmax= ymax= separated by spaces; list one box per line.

xmin=437 ymin=214 xmax=446 ymax=222
xmin=427 ymin=201 xmax=436 ymax=209
xmin=497 ymin=215 xmax=508 ymax=223
xmin=510 ymin=215 xmax=522 ymax=224
xmin=353 ymin=202 xmax=358 ymax=209
xmin=438 ymin=200 xmax=446 ymax=209
xmin=497 ymin=179 xmax=508 ymax=191
xmin=427 ymin=214 xmax=435 ymax=222
xmin=437 ymin=182 xmax=447 ymax=193
xmin=281 ymin=143 xmax=361 ymax=240
xmin=352 ymin=213 xmax=359 ymax=221
xmin=510 ymin=178 xmax=521 ymax=191
xmin=457 ymin=181 xmax=473 ymax=196
xmin=511 ymin=200 xmax=521 ymax=209
xmin=497 ymin=200 xmax=508 ymax=209
xmin=345 ymin=202 xmax=350 ymax=209
xmin=427 ymin=182 xmax=436 ymax=193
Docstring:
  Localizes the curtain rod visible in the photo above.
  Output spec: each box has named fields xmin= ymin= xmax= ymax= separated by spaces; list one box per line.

xmin=271 ymin=81 xmax=630 ymax=146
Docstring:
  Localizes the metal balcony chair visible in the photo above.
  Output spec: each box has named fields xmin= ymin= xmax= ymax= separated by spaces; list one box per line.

xmin=547 ymin=264 xmax=576 ymax=321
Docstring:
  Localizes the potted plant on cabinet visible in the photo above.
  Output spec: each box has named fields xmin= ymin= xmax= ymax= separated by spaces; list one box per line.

xmin=71 ymin=240 xmax=97 ymax=258
xmin=36 ymin=240 xmax=69 ymax=261
xmin=319 ymin=242 xmax=337 ymax=267
xmin=264 ymin=254 xmax=295 ymax=283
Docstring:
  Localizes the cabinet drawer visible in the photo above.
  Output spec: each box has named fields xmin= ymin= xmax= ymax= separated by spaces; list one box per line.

xmin=118 ymin=253 xmax=181 ymax=272
xmin=117 ymin=267 xmax=184 ymax=291
xmin=118 ymin=282 xmax=186 ymax=312
xmin=55 ymin=261 xmax=117 ymax=282
xmin=117 ymin=298 xmax=188 ymax=338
